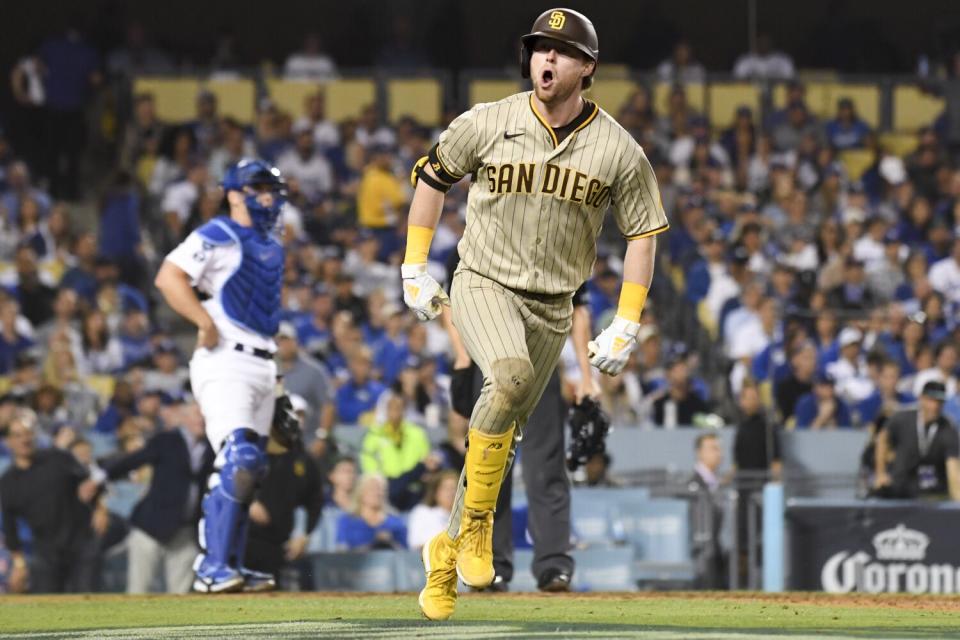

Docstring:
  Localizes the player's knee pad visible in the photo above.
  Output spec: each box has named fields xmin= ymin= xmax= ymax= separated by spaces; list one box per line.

xmin=218 ymin=428 xmax=267 ymax=504
xmin=489 ymin=357 xmax=535 ymax=409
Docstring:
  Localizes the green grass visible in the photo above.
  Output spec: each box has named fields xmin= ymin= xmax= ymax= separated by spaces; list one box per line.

xmin=2 ymin=592 xmax=959 ymax=638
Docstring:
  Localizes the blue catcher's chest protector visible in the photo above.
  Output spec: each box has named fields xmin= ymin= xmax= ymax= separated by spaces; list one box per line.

xmin=197 ymin=218 xmax=284 ymax=338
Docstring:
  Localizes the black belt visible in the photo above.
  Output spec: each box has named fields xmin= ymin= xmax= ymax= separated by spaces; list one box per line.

xmin=233 ymin=343 xmax=273 ymax=360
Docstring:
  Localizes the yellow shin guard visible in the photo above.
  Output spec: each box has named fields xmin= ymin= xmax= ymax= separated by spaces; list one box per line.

xmin=457 ymin=425 xmax=514 ymax=588
xmin=463 ymin=426 xmax=515 ymax=511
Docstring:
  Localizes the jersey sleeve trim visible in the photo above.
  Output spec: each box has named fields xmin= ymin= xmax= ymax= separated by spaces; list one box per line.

xmin=624 ymin=223 xmax=670 ymax=241
xmin=528 ymin=94 xmax=560 ymax=148
xmin=433 ymin=144 xmax=465 ymax=182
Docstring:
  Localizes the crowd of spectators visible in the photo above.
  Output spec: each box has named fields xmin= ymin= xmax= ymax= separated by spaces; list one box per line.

xmin=0 ymin=26 xmax=959 ymax=592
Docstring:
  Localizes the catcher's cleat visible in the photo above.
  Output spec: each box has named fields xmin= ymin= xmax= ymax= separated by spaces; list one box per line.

xmin=419 ymin=531 xmax=459 ymax=620
xmin=193 ymin=562 xmax=244 ymax=593
xmin=240 ymin=566 xmax=276 ymax=592
xmin=456 ymin=508 xmax=495 ymax=588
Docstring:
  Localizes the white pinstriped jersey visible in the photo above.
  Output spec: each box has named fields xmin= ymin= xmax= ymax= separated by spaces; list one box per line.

xmin=435 ymin=91 xmax=669 ymax=295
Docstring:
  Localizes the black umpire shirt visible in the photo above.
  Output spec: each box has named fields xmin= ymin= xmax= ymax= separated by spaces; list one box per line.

xmin=0 ymin=448 xmax=93 ymax=553
xmin=886 ymin=409 xmax=959 ymax=498
xmin=249 ymin=448 xmax=323 ymax=546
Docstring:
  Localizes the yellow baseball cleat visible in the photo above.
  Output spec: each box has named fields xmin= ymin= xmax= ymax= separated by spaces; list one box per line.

xmin=418 ymin=531 xmax=459 ymax=621
xmin=455 ymin=508 xmax=495 ymax=588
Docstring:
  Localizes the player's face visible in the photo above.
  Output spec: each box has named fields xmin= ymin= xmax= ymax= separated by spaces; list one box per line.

xmin=245 ymin=184 xmax=277 ymax=208
xmin=530 ymin=38 xmax=592 ymax=105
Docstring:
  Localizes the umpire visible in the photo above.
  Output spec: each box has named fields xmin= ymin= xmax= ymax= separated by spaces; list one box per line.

xmin=441 ymin=249 xmax=597 ymax=591
xmin=244 ymin=411 xmax=322 ymax=586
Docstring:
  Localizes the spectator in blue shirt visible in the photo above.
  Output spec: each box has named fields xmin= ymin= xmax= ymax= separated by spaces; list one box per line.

xmin=335 ymin=474 xmax=407 ymax=551
xmin=857 ymin=360 xmax=916 ymax=428
xmin=825 ymin=98 xmax=872 ymax=150
xmin=794 ymin=372 xmax=854 ymax=429
xmin=1 ymin=162 xmax=52 ymax=226
xmin=373 ymin=306 xmax=409 ymax=385
xmin=335 ymin=348 xmax=386 ymax=425
xmin=98 ymin=171 xmax=144 ymax=288
xmin=118 ymin=305 xmax=152 ymax=370
xmin=295 ymin=288 xmax=334 ymax=359
xmin=39 ymin=25 xmax=102 ymax=199
xmin=0 ymin=298 xmax=34 ymax=376
xmin=59 ymin=233 xmax=99 ymax=304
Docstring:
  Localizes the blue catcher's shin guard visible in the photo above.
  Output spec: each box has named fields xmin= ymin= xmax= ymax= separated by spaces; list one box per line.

xmin=194 ymin=428 xmax=266 ymax=593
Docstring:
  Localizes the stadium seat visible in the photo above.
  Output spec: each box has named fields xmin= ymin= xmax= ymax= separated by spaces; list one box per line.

xmin=267 ymin=79 xmax=319 ymax=120
xmin=308 ymin=506 xmax=342 ymax=552
xmin=892 ymin=85 xmax=945 ymax=132
xmin=654 ymin=82 xmax=706 ymax=117
xmin=132 ymin=77 xmax=201 ymax=122
xmin=267 ymin=78 xmax=376 ymax=122
xmin=594 ymin=63 xmax=631 ymax=79
xmin=387 ymin=78 xmax=443 ymax=126
xmin=571 ymin=498 xmax=615 ymax=546
xmin=87 ymin=432 xmax=119 ymax=459
xmin=708 ymin=83 xmax=762 ymax=129
xmin=468 ymin=79 xmax=522 ymax=107
xmin=393 ymin=550 xmax=427 ymax=591
xmin=697 ymin=300 xmax=718 ymax=339
xmin=838 ymin=149 xmax=875 ymax=180
xmin=308 ymin=551 xmax=398 ymax=591
xmin=84 ymin=374 xmax=117 ymax=405
xmin=771 ymin=81 xmax=833 ymax=121
xmin=828 ymin=84 xmax=881 ymax=128
xmin=589 ymin=79 xmax=638 ymax=118
xmin=571 ymin=547 xmax=636 ymax=591
xmin=879 ymin=132 xmax=919 ymax=157
xmin=616 ymin=498 xmax=693 ymax=583
xmin=205 ymin=79 xmax=256 ymax=125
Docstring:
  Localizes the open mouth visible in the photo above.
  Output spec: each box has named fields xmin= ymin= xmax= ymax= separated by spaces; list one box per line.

xmin=540 ymin=69 xmax=555 ymax=88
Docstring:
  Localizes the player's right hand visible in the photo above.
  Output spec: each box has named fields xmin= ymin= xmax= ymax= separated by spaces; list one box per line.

xmin=401 ymin=263 xmax=450 ymax=322
xmin=197 ymin=320 xmax=220 ymax=350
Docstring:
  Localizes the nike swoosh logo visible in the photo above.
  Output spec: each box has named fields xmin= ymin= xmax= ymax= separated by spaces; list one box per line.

xmin=504 ymin=132 xmax=524 ymax=140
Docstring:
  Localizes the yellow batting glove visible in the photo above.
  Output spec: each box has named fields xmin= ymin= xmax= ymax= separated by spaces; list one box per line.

xmin=400 ymin=263 xmax=449 ymax=322
xmin=587 ymin=316 xmax=641 ymax=376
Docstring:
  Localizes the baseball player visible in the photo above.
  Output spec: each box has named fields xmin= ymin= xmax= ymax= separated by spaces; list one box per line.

xmin=154 ymin=159 xmax=287 ymax=593
xmin=444 ymin=249 xmax=597 ymax=593
xmin=403 ymin=8 xmax=668 ymax=620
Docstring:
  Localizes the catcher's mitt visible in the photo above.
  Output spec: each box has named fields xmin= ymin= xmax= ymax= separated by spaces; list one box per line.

xmin=565 ymin=396 xmax=612 ymax=471
xmin=271 ymin=393 xmax=302 ymax=449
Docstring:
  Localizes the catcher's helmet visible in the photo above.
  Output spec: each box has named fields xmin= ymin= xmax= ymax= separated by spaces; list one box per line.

xmin=520 ymin=8 xmax=599 ymax=88
xmin=221 ymin=158 xmax=287 ymax=236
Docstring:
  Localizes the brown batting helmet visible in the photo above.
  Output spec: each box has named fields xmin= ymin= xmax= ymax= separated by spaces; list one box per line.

xmin=520 ymin=8 xmax=599 ymax=88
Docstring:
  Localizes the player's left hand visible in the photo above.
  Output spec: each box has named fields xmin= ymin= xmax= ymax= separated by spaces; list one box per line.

xmin=588 ymin=316 xmax=641 ymax=376
xmin=401 ymin=263 xmax=450 ymax=322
